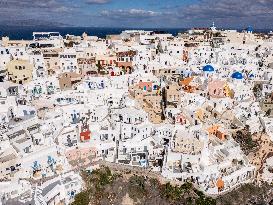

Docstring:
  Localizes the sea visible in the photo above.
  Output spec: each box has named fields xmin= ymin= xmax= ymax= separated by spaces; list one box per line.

xmin=0 ymin=27 xmax=188 ymax=40
xmin=0 ymin=27 xmax=271 ymax=40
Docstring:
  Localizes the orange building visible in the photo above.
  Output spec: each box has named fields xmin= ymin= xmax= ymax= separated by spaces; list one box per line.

xmin=180 ymin=77 xmax=196 ymax=93
xmin=207 ymin=125 xmax=227 ymax=141
xmin=80 ymin=123 xmax=91 ymax=142
xmin=207 ymin=125 xmax=220 ymax=136
xmin=80 ymin=130 xmax=91 ymax=142
xmin=216 ymin=178 xmax=224 ymax=192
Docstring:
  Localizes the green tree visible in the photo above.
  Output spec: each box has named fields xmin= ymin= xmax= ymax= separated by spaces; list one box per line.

xmin=72 ymin=191 xmax=90 ymax=205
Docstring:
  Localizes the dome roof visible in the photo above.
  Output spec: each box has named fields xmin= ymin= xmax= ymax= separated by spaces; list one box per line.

xmin=249 ymin=73 xmax=254 ymax=78
xmin=203 ymin=65 xmax=214 ymax=72
xmin=246 ymin=26 xmax=253 ymax=33
xmin=231 ymin=71 xmax=243 ymax=79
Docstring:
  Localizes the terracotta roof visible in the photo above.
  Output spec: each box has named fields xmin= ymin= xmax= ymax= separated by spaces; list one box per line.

xmin=180 ymin=77 xmax=194 ymax=86
xmin=216 ymin=178 xmax=224 ymax=188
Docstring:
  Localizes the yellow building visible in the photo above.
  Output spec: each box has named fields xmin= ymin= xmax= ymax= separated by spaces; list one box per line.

xmin=223 ymin=83 xmax=232 ymax=98
xmin=7 ymin=60 xmax=33 ymax=84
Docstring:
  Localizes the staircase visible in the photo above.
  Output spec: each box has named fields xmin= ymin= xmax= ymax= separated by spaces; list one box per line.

xmin=34 ymin=184 xmax=47 ymax=205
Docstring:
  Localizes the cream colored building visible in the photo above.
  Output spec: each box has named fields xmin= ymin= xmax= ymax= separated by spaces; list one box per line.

xmin=172 ymin=135 xmax=204 ymax=155
xmin=221 ymin=31 xmax=258 ymax=44
xmin=1 ymin=37 xmax=30 ymax=47
xmin=43 ymin=51 xmax=61 ymax=75
xmin=7 ymin=60 xmax=33 ymax=84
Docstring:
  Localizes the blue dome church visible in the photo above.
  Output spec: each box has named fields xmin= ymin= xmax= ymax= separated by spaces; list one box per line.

xmin=202 ymin=65 xmax=215 ymax=78
xmin=246 ymin=26 xmax=253 ymax=33
xmin=203 ymin=65 xmax=215 ymax=72
xmin=231 ymin=71 xmax=243 ymax=80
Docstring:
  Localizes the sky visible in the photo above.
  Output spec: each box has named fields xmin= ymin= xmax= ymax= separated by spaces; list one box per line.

xmin=0 ymin=0 xmax=273 ymax=28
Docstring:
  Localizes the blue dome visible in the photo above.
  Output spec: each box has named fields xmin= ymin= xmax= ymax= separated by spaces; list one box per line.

xmin=246 ymin=26 xmax=253 ymax=33
xmin=249 ymin=73 xmax=254 ymax=78
xmin=231 ymin=72 xmax=243 ymax=79
xmin=203 ymin=65 xmax=214 ymax=72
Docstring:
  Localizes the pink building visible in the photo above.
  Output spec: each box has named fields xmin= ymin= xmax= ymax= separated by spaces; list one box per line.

xmin=138 ymin=81 xmax=153 ymax=91
xmin=175 ymin=113 xmax=187 ymax=125
xmin=208 ymin=80 xmax=227 ymax=98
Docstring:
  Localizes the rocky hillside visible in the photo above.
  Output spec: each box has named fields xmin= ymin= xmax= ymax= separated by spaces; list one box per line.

xmin=72 ymin=166 xmax=273 ymax=205
xmin=72 ymin=166 xmax=217 ymax=205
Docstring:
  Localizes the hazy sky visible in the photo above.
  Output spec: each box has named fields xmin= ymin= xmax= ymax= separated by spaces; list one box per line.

xmin=0 ymin=0 xmax=273 ymax=28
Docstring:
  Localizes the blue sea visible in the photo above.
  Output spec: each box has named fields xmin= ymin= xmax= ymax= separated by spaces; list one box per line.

xmin=0 ymin=27 xmax=271 ymax=40
xmin=0 ymin=27 xmax=188 ymax=40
